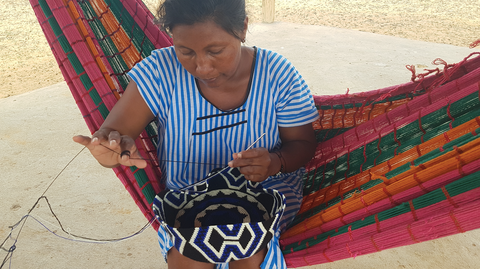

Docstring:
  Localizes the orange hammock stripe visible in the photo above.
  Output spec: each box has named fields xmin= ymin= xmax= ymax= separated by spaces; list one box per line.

xmin=300 ymin=115 xmax=480 ymax=214
xmin=283 ymin=135 xmax=480 ymax=238
xmin=312 ymin=98 xmax=410 ymax=131
xmin=89 ymin=0 xmax=141 ymax=69
xmin=62 ymin=0 xmax=120 ymax=99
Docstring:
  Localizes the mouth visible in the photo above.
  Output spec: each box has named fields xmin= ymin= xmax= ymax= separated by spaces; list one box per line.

xmin=198 ymin=77 xmax=218 ymax=84
xmin=201 ymin=77 xmax=216 ymax=82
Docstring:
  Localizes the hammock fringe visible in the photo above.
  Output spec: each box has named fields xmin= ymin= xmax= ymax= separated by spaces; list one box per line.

xmin=29 ymin=0 xmax=480 ymax=266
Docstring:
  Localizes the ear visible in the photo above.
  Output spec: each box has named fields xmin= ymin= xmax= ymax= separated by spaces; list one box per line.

xmin=241 ymin=16 xmax=249 ymax=40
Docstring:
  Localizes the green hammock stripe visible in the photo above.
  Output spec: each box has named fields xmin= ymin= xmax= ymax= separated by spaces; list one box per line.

xmin=386 ymin=127 xmax=480 ymax=179
xmin=77 ymin=0 xmax=160 ymax=145
xmin=77 ymin=0 xmax=131 ymax=90
xmin=304 ymin=91 xmax=480 ymax=197
xmin=130 ymin=166 xmax=156 ymax=204
xmin=40 ymin=0 xmax=159 ymax=203
xmin=144 ymin=121 xmax=159 ymax=148
xmin=39 ymin=0 xmax=109 ymax=119
xmin=284 ymin=168 xmax=480 ymax=254
xmin=315 ymin=90 xmax=425 ymax=143
xmin=296 ymin=127 xmax=480 ymax=225
xmin=79 ymin=0 xmax=160 ymax=202
xmin=291 ymin=179 xmax=384 ymax=227
xmin=103 ymin=0 xmax=156 ymax=59
xmin=300 ymin=92 xmax=480 ymax=224
xmin=315 ymin=128 xmax=351 ymax=142
xmin=318 ymin=91 xmax=424 ymax=110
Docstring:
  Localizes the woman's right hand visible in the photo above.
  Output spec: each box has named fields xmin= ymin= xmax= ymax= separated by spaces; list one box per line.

xmin=73 ymin=129 xmax=147 ymax=169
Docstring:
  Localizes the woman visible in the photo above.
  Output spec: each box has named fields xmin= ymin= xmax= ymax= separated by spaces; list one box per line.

xmin=74 ymin=0 xmax=318 ymax=268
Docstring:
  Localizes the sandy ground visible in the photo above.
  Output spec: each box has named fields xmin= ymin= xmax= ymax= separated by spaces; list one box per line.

xmin=1 ymin=22 xmax=479 ymax=268
xmin=1 ymin=1 xmax=480 ymax=268
xmin=0 ymin=0 xmax=479 ymax=98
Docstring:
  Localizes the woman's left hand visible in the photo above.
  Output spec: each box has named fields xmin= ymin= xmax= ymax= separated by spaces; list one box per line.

xmin=228 ymin=147 xmax=279 ymax=182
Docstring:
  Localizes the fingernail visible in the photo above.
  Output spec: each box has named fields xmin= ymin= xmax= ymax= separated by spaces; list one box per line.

xmin=92 ymin=137 xmax=98 ymax=143
xmin=228 ymin=161 xmax=233 ymax=167
xmin=110 ymin=140 xmax=116 ymax=146
xmin=237 ymin=153 xmax=242 ymax=158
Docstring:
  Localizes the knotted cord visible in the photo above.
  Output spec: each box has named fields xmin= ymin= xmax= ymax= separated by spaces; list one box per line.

xmin=98 ymin=132 xmax=266 ymax=165
xmin=99 ymin=144 xmax=226 ymax=166
xmin=0 ymin=147 xmax=153 ymax=269
xmin=1 ymin=133 xmax=267 ymax=268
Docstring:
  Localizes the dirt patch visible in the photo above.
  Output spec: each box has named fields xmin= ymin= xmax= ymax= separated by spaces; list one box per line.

xmin=1 ymin=0 xmax=479 ymax=99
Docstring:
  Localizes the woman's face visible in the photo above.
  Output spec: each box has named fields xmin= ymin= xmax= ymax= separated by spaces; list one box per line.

xmin=171 ymin=20 xmax=247 ymax=88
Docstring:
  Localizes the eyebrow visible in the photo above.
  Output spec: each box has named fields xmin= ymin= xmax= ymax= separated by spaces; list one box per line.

xmin=175 ymin=44 xmax=226 ymax=50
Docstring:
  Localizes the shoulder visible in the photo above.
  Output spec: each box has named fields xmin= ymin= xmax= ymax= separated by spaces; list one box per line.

xmin=150 ymin=46 xmax=177 ymax=60
xmin=254 ymin=47 xmax=302 ymax=88
xmin=255 ymin=47 xmax=297 ymax=75
xmin=143 ymin=46 xmax=179 ymax=70
xmin=256 ymin=47 xmax=293 ymax=65
xmin=129 ymin=46 xmax=182 ymax=83
xmin=127 ymin=47 xmax=181 ymax=118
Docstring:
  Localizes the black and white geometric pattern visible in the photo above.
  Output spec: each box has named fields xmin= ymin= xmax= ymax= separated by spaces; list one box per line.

xmin=153 ymin=167 xmax=286 ymax=263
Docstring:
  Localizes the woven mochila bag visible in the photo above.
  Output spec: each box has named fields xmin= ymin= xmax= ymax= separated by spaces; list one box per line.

xmin=153 ymin=167 xmax=286 ymax=263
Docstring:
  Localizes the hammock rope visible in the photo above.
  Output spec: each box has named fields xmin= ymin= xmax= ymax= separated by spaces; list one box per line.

xmin=29 ymin=0 xmax=480 ymax=267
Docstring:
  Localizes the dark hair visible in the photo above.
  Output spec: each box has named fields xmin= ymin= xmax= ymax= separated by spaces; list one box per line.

xmin=155 ymin=0 xmax=247 ymax=41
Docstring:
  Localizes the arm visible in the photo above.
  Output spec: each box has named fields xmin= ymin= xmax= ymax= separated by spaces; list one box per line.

xmin=228 ymin=123 xmax=317 ymax=182
xmin=73 ymin=81 xmax=155 ymax=168
xmin=275 ymin=123 xmax=317 ymax=173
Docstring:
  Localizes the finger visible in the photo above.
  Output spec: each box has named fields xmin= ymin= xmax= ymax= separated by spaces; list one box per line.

xmin=117 ymin=136 xmax=147 ymax=169
xmin=118 ymin=135 xmax=136 ymax=154
xmin=130 ymin=157 xmax=148 ymax=169
xmin=108 ymin=131 xmax=121 ymax=147
xmin=231 ymin=155 xmax=264 ymax=167
xmin=72 ymin=135 xmax=92 ymax=146
xmin=91 ymin=130 xmax=110 ymax=145
xmin=238 ymin=148 xmax=264 ymax=158
xmin=229 ymin=157 xmax=255 ymax=168
xmin=243 ymin=173 xmax=265 ymax=183
xmin=238 ymin=165 xmax=263 ymax=177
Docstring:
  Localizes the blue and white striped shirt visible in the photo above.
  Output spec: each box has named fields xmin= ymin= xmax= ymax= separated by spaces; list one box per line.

xmin=129 ymin=46 xmax=318 ymax=268
xmin=129 ymin=46 xmax=318 ymax=190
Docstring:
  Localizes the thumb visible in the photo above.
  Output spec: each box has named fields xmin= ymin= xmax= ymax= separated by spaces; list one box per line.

xmin=119 ymin=149 xmax=148 ymax=169
xmin=73 ymin=135 xmax=91 ymax=146
xmin=129 ymin=153 xmax=148 ymax=169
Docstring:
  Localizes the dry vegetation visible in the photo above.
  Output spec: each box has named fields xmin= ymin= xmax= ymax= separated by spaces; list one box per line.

xmin=1 ymin=0 xmax=478 ymax=98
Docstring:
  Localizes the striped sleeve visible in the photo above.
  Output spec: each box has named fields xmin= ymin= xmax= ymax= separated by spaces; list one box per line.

xmin=267 ymin=51 xmax=319 ymax=127
xmin=127 ymin=47 xmax=177 ymax=120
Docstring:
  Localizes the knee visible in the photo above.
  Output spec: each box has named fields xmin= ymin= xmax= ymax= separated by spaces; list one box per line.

xmin=167 ymin=247 xmax=215 ymax=269
xmin=229 ymin=248 xmax=266 ymax=269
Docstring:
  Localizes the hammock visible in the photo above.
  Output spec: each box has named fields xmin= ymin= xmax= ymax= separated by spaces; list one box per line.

xmin=30 ymin=0 xmax=480 ymax=267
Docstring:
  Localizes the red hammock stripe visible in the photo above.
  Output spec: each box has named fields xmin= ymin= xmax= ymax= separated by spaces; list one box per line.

xmin=30 ymin=0 xmax=480 ymax=265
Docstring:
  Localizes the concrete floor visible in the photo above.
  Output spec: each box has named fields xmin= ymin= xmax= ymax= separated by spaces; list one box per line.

xmin=1 ymin=22 xmax=479 ymax=268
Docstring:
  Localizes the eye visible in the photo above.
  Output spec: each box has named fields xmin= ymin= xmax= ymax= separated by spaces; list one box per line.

xmin=181 ymin=50 xmax=195 ymax=56
xmin=177 ymin=48 xmax=195 ymax=56
xmin=209 ymin=49 xmax=223 ymax=55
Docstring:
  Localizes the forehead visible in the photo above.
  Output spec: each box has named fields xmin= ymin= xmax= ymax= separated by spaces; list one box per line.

xmin=171 ymin=20 xmax=238 ymax=48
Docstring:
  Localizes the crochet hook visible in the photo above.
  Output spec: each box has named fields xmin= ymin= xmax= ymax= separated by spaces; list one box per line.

xmin=245 ymin=133 xmax=266 ymax=151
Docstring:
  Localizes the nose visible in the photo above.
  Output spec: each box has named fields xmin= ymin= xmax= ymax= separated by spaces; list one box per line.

xmin=195 ymin=54 xmax=214 ymax=77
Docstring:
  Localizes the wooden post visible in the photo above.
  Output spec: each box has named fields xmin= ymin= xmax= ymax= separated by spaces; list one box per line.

xmin=262 ymin=0 xmax=275 ymax=23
